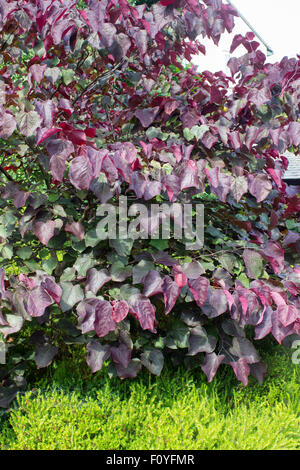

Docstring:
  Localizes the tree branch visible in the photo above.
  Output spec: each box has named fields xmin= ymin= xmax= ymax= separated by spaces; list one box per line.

xmin=0 ymin=167 xmax=13 ymax=181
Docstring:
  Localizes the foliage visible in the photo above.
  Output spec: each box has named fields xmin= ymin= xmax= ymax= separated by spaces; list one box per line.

xmin=0 ymin=348 xmax=299 ymax=450
xmin=0 ymin=0 xmax=299 ymax=406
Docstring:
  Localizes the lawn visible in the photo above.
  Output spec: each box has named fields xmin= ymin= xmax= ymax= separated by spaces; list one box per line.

xmin=0 ymin=342 xmax=299 ymax=450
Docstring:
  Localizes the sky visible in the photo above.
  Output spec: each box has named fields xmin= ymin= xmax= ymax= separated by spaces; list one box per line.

xmin=192 ymin=0 xmax=300 ymax=72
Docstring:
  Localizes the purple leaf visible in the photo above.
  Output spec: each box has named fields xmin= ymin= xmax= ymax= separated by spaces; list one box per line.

xmin=255 ymin=307 xmax=273 ymax=340
xmin=35 ymin=100 xmax=55 ymax=128
xmin=65 ymin=221 xmax=85 ymax=241
xmin=33 ymin=220 xmax=56 ymax=246
xmin=87 ymin=147 xmax=108 ymax=178
xmin=230 ymin=358 xmax=250 ymax=386
xmin=46 ymin=138 xmax=74 ymax=160
xmin=211 ymin=173 xmax=232 ymax=202
xmin=77 ymin=298 xmax=98 ymax=334
xmin=249 ymin=361 xmax=267 ymax=385
xmin=202 ymin=131 xmax=218 ymax=149
xmin=262 ymin=241 xmax=285 ymax=274
xmin=140 ymin=348 xmax=164 ymax=375
xmin=178 ymin=160 xmax=199 ymax=190
xmin=187 ymin=326 xmax=216 ymax=356
xmin=244 ymin=126 xmax=262 ymax=150
xmin=136 ymin=106 xmax=159 ymax=128
xmin=111 ymin=343 xmax=131 ymax=369
xmin=115 ymin=358 xmax=142 ymax=379
xmin=69 ymin=155 xmax=94 ymax=190
xmin=100 ymin=22 xmax=117 ymax=47
xmin=13 ymin=190 xmax=30 ymax=209
xmin=144 ymin=181 xmax=162 ymax=200
xmin=231 ymin=176 xmax=248 ymax=202
xmin=248 ymin=174 xmax=272 ymax=202
xmin=0 ymin=111 xmax=16 ymax=138
xmin=162 ymin=173 xmax=181 ymax=202
xmin=180 ymin=261 xmax=205 ymax=279
xmin=85 ymin=268 xmax=111 ymax=294
xmin=24 ymin=287 xmax=53 ymax=317
xmin=271 ymin=291 xmax=298 ymax=327
xmin=181 ymin=108 xmax=200 ymax=129
xmin=94 ymin=300 xmax=116 ymax=338
xmin=229 ymin=337 xmax=260 ymax=364
xmin=277 ymin=305 xmax=298 ymax=327
xmin=248 ymin=88 xmax=271 ymax=107
xmin=288 ymin=121 xmax=300 ymax=146
xmin=36 ymin=127 xmax=60 ymax=146
xmin=86 ymin=341 xmax=111 ymax=373
xmin=0 ymin=314 xmax=24 ymax=339
xmin=201 ymin=289 xmax=228 ymax=318
xmin=151 ymin=251 xmax=178 ymax=266
xmin=143 ymin=270 xmax=163 ymax=297
xmin=50 ymin=154 xmax=67 ymax=181
xmin=0 ymin=308 xmax=8 ymax=326
xmin=201 ymin=352 xmax=225 ymax=382
xmin=188 ymin=277 xmax=209 ymax=307
xmin=41 ymin=277 xmax=62 ymax=305
xmin=162 ymin=276 xmax=180 ymax=315
xmin=129 ymin=294 xmax=156 ymax=332
xmin=108 ymin=33 xmax=131 ymax=62
xmin=133 ymin=29 xmax=148 ymax=56
xmin=34 ymin=343 xmax=58 ymax=369
xmin=112 ymin=300 xmax=129 ymax=323
xmin=128 ymin=171 xmax=147 ymax=199
xmin=272 ymin=311 xmax=294 ymax=344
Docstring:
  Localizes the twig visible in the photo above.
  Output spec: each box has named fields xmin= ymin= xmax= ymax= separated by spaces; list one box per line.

xmin=0 ymin=167 xmax=14 ymax=181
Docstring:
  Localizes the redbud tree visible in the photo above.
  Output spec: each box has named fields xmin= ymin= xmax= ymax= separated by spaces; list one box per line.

xmin=0 ymin=0 xmax=299 ymax=406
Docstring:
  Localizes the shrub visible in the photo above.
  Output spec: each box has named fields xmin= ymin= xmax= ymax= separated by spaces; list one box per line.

xmin=0 ymin=0 xmax=299 ymax=407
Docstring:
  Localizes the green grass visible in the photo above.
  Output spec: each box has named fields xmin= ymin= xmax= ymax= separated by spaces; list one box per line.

xmin=0 ymin=346 xmax=299 ymax=450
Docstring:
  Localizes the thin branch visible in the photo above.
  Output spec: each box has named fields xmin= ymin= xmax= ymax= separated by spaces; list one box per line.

xmin=72 ymin=58 xmax=127 ymax=107
xmin=0 ymin=167 xmax=14 ymax=181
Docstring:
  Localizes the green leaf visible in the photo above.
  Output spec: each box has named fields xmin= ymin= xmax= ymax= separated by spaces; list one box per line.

xmin=0 ymin=226 xmax=7 ymax=238
xmin=132 ymin=260 xmax=155 ymax=284
xmin=48 ymin=193 xmax=60 ymax=202
xmin=61 ymin=69 xmax=76 ymax=85
xmin=149 ymin=239 xmax=168 ymax=250
xmin=242 ymin=249 xmax=263 ymax=279
xmin=74 ymin=254 xmax=97 ymax=277
xmin=53 ymin=205 xmax=67 ymax=217
xmin=16 ymin=110 xmax=42 ymax=137
xmin=109 ymin=238 xmax=133 ymax=257
xmin=110 ymin=261 xmax=132 ymax=282
xmin=85 ymin=229 xmax=99 ymax=247
xmin=1 ymin=245 xmax=13 ymax=259
xmin=119 ymin=284 xmax=140 ymax=301
xmin=24 ymin=259 xmax=40 ymax=271
xmin=42 ymin=257 xmax=58 ymax=275
xmin=140 ymin=349 xmax=164 ymax=376
xmin=16 ymin=246 xmax=33 ymax=260
xmin=237 ymin=272 xmax=250 ymax=288
xmin=219 ymin=253 xmax=237 ymax=274
xmin=60 ymin=267 xmax=76 ymax=281
xmin=60 ymin=282 xmax=84 ymax=312
xmin=183 ymin=125 xmax=209 ymax=141
xmin=206 ymin=226 xmax=224 ymax=238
